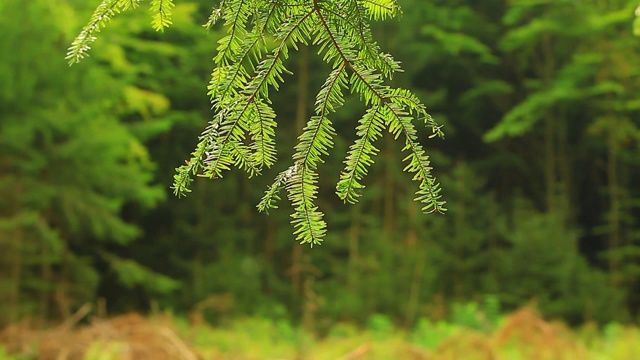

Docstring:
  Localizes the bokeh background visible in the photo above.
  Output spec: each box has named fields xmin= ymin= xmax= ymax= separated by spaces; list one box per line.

xmin=2 ymin=0 xmax=640 ymax=358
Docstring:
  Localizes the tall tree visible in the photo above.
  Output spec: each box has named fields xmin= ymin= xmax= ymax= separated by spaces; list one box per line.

xmin=0 ymin=0 xmax=172 ymax=324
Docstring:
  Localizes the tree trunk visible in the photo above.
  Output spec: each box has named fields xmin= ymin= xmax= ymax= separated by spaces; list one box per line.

xmin=291 ymin=44 xmax=310 ymax=295
xmin=607 ymin=126 xmax=621 ymax=287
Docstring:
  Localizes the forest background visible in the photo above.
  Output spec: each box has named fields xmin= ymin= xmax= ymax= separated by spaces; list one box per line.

xmin=2 ymin=0 xmax=640 ymax=339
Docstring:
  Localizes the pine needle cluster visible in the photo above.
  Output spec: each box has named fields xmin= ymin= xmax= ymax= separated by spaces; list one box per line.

xmin=68 ymin=0 xmax=446 ymax=246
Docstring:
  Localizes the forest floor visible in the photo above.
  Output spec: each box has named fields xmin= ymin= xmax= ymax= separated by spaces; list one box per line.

xmin=1 ymin=306 xmax=639 ymax=360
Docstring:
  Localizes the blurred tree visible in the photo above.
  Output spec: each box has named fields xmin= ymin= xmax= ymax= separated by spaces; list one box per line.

xmin=0 ymin=0 xmax=172 ymax=324
xmin=584 ymin=5 xmax=640 ymax=300
xmin=0 ymin=0 xmax=633 ymax=328
xmin=484 ymin=0 xmax=640 ymax=293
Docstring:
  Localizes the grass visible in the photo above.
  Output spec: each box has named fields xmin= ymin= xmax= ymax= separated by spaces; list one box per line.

xmin=2 ymin=307 xmax=640 ymax=359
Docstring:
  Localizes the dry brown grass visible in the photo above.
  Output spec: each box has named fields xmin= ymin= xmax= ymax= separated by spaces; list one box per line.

xmin=431 ymin=330 xmax=495 ymax=360
xmin=416 ymin=306 xmax=590 ymax=360
xmin=491 ymin=306 xmax=589 ymax=359
xmin=0 ymin=306 xmax=621 ymax=360
xmin=0 ymin=310 xmax=198 ymax=360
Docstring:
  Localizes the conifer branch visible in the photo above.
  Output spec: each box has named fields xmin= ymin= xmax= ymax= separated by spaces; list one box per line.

xmin=288 ymin=164 xmax=326 ymax=245
xmin=150 ymin=0 xmax=175 ymax=31
xmin=257 ymin=164 xmax=298 ymax=213
xmin=204 ymin=1 xmax=225 ymax=29
xmin=284 ymin=62 xmax=346 ymax=245
xmin=336 ymin=104 xmax=385 ymax=203
xmin=385 ymin=91 xmax=446 ymax=213
xmin=203 ymin=8 xmax=314 ymax=179
xmin=71 ymin=0 xmax=445 ymax=245
xmin=321 ymin=1 xmax=400 ymax=77
xmin=209 ymin=26 xmax=265 ymax=103
xmin=316 ymin=1 xmax=446 ymax=214
xmin=229 ymin=141 xmax=261 ymax=177
xmin=215 ymin=0 xmax=251 ymax=64
xmin=360 ymin=0 xmax=399 ymax=21
xmin=118 ymin=0 xmax=141 ymax=11
xmin=66 ymin=0 xmax=123 ymax=64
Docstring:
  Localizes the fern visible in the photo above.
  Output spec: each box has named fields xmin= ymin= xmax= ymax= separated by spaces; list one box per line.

xmin=70 ymin=0 xmax=446 ymax=246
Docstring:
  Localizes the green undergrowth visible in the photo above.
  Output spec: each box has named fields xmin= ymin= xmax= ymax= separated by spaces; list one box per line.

xmin=0 ymin=347 xmax=28 ymax=360
xmin=168 ymin=311 xmax=640 ymax=360
xmin=3 ymin=308 xmax=640 ymax=360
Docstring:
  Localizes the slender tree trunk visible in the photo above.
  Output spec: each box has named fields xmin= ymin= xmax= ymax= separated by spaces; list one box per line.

xmin=405 ymin=250 xmax=425 ymax=328
xmin=487 ymin=194 xmax=499 ymax=293
xmin=192 ymin=255 xmax=204 ymax=302
xmin=607 ymin=128 xmax=621 ymax=287
xmin=453 ymin=164 xmax=465 ymax=299
xmin=192 ymin=180 xmax=207 ymax=303
xmin=404 ymin=201 xmax=421 ymax=327
xmin=539 ymin=32 xmax=559 ymax=212
xmin=263 ymin=219 xmax=275 ymax=295
xmin=57 ymin=245 xmax=71 ymax=320
xmin=4 ymin=187 xmax=23 ymax=324
xmin=348 ymin=203 xmax=361 ymax=288
xmin=383 ymin=135 xmax=395 ymax=234
xmin=9 ymin=228 xmax=22 ymax=323
xmin=544 ymin=115 xmax=557 ymax=212
xmin=291 ymin=44 xmax=310 ymax=295
xmin=557 ymin=111 xmax=571 ymax=207
xmin=40 ymin=242 xmax=52 ymax=324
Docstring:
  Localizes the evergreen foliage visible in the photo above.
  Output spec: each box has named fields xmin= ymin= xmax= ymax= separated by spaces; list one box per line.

xmin=69 ymin=0 xmax=446 ymax=246
xmin=0 ymin=0 xmax=173 ymax=323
